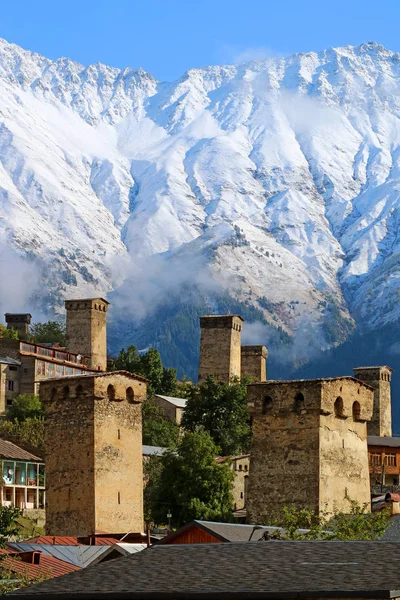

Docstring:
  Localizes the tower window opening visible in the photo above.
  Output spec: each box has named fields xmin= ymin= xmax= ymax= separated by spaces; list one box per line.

xmin=118 ymin=429 xmax=121 ymax=440
xmin=352 ymin=401 xmax=361 ymax=421
xmin=262 ymin=396 xmax=273 ymax=414
xmin=118 ymin=491 xmax=121 ymax=504
xmin=62 ymin=386 xmax=70 ymax=399
xmin=334 ymin=396 xmax=344 ymax=418
xmin=76 ymin=385 xmax=83 ymax=397
xmin=294 ymin=392 xmax=305 ymax=412
xmin=107 ymin=385 xmax=116 ymax=401
xmin=126 ymin=387 xmax=134 ymax=403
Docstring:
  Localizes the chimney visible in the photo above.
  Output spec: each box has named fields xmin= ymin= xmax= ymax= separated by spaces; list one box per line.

xmin=19 ymin=551 xmax=41 ymax=565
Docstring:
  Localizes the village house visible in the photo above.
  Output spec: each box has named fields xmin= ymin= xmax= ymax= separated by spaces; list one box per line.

xmin=152 ymin=394 xmax=187 ymax=425
xmin=369 ymin=435 xmax=400 ymax=487
xmin=0 ymin=439 xmax=45 ymax=514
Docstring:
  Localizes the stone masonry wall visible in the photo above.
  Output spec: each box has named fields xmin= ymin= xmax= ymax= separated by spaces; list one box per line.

xmin=241 ymin=346 xmax=268 ymax=382
xmin=41 ymin=372 xmax=146 ymax=536
xmin=319 ymin=379 xmax=373 ymax=514
xmin=247 ymin=377 xmax=374 ymax=523
xmin=353 ymin=367 xmax=392 ymax=437
xmin=65 ymin=299 xmax=108 ymax=371
xmin=93 ymin=374 xmax=146 ymax=533
xmin=247 ymin=380 xmax=322 ymax=523
xmin=41 ymin=377 xmax=96 ymax=536
xmin=198 ymin=316 xmax=243 ymax=383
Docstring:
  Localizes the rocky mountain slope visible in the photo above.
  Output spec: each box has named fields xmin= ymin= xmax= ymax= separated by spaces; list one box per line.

xmin=1 ymin=38 xmax=400 ymax=378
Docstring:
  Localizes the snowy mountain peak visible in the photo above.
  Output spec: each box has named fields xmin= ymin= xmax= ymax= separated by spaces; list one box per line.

xmin=0 ymin=38 xmax=400 ymax=362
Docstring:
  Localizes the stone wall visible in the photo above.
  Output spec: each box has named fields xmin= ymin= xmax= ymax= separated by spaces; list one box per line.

xmin=198 ymin=315 xmax=243 ymax=383
xmin=65 ymin=298 xmax=108 ymax=371
xmin=353 ymin=366 xmax=392 ymax=437
xmin=41 ymin=371 xmax=146 ymax=536
xmin=247 ymin=377 xmax=374 ymax=523
xmin=241 ymin=346 xmax=268 ymax=382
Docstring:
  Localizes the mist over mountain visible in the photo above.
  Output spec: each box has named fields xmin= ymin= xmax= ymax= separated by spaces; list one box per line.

xmin=1 ymin=38 xmax=400 ymax=407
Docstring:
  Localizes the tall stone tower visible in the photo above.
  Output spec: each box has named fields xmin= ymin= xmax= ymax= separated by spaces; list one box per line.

xmin=65 ymin=298 xmax=109 ymax=371
xmin=4 ymin=313 xmax=31 ymax=337
xmin=353 ymin=366 xmax=392 ymax=437
xmin=198 ymin=315 xmax=243 ymax=383
xmin=246 ymin=376 xmax=374 ymax=523
xmin=241 ymin=345 xmax=268 ymax=382
xmin=40 ymin=371 xmax=147 ymax=536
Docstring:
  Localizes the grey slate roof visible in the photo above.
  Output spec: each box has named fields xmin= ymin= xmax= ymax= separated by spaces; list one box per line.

xmin=9 ymin=540 xmax=400 ymax=598
xmin=154 ymin=394 xmax=187 ymax=408
xmin=368 ymin=435 xmax=400 ymax=447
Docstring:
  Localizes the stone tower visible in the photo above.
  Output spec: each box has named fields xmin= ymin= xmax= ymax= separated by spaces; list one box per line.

xmin=40 ymin=371 xmax=147 ymax=536
xmin=246 ymin=376 xmax=374 ymax=523
xmin=198 ymin=315 xmax=243 ymax=383
xmin=353 ymin=366 xmax=392 ymax=437
xmin=65 ymin=298 xmax=109 ymax=371
xmin=241 ymin=345 xmax=268 ymax=382
xmin=4 ymin=313 xmax=31 ymax=336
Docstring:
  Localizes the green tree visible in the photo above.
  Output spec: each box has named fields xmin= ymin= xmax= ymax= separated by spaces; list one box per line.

xmin=149 ymin=431 xmax=234 ymax=527
xmin=142 ymin=400 xmax=180 ymax=448
xmin=0 ymin=418 xmax=45 ymax=454
xmin=0 ymin=505 xmax=21 ymax=547
xmin=143 ymin=454 xmax=163 ymax=524
xmin=7 ymin=395 xmax=44 ymax=422
xmin=30 ymin=321 xmax=66 ymax=345
xmin=264 ymin=500 xmax=389 ymax=540
xmin=113 ymin=345 xmax=178 ymax=396
xmin=0 ymin=324 xmax=19 ymax=340
xmin=182 ymin=375 xmax=251 ymax=456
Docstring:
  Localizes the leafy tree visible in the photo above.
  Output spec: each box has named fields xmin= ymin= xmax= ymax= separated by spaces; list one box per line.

xmin=113 ymin=345 xmax=178 ymax=396
xmin=0 ymin=324 xmax=19 ymax=340
xmin=30 ymin=321 xmax=66 ymax=346
xmin=8 ymin=394 xmax=44 ymax=422
xmin=0 ymin=505 xmax=21 ymax=547
xmin=0 ymin=418 xmax=45 ymax=454
xmin=149 ymin=431 xmax=234 ymax=527
xmin=182 ymin=375 xmax=251 ymax=456
xmin=143 ymin=454 xmax=164 ymax=524
xmin=142 ymin=400 xmax=180 ymax=448
xmin=263 ymin=500 xmax=389 ymax=540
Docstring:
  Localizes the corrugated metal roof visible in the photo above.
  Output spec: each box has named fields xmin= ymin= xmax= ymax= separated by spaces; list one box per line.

xmin=0 ymin=439 xmax=42 ymax=461
xmin=368 ymin=435 xmax=400 ymax=447
xmin=142 ymin=445 xmax=167 ymax=456
xmin=0 ymin=356 xmax=21 ymax=365
xmin=25 ymin=535 xmax=122 ymax=546
xmin=154 ymin=395 xmax=187 ymax=408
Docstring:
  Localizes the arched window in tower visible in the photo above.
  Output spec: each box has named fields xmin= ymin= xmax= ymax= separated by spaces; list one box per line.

xmin=294 ymin=392 xmax=305 ymax=412
xmin=352 ymin=401 xmax=361 ymax=421
xmin=62 ymin=386 xmax=69 ymax=399
xmin=107 ymin=384 xmax=116 ymax=402
xmin=76 ymin=385 xmax=83 ymax=398
xmin=262 ymin=396 xmax=273 ymax=414
xmin=334 ymin=396 xmax=344 ymax=418
xmin=126 ymin=387 xmax=134 ymax=403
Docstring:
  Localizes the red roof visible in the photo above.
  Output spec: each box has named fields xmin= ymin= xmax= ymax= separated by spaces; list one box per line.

xmin=0 ymin=549 xmax=80 ymax=579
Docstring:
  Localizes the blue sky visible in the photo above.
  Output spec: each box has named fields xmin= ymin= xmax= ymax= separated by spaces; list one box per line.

xmin=1 ymin=0 xmax=398 ymax=81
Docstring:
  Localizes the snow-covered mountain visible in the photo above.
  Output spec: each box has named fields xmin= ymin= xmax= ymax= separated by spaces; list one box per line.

xmin=1 ymin=38 xmax=400 ymax=367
